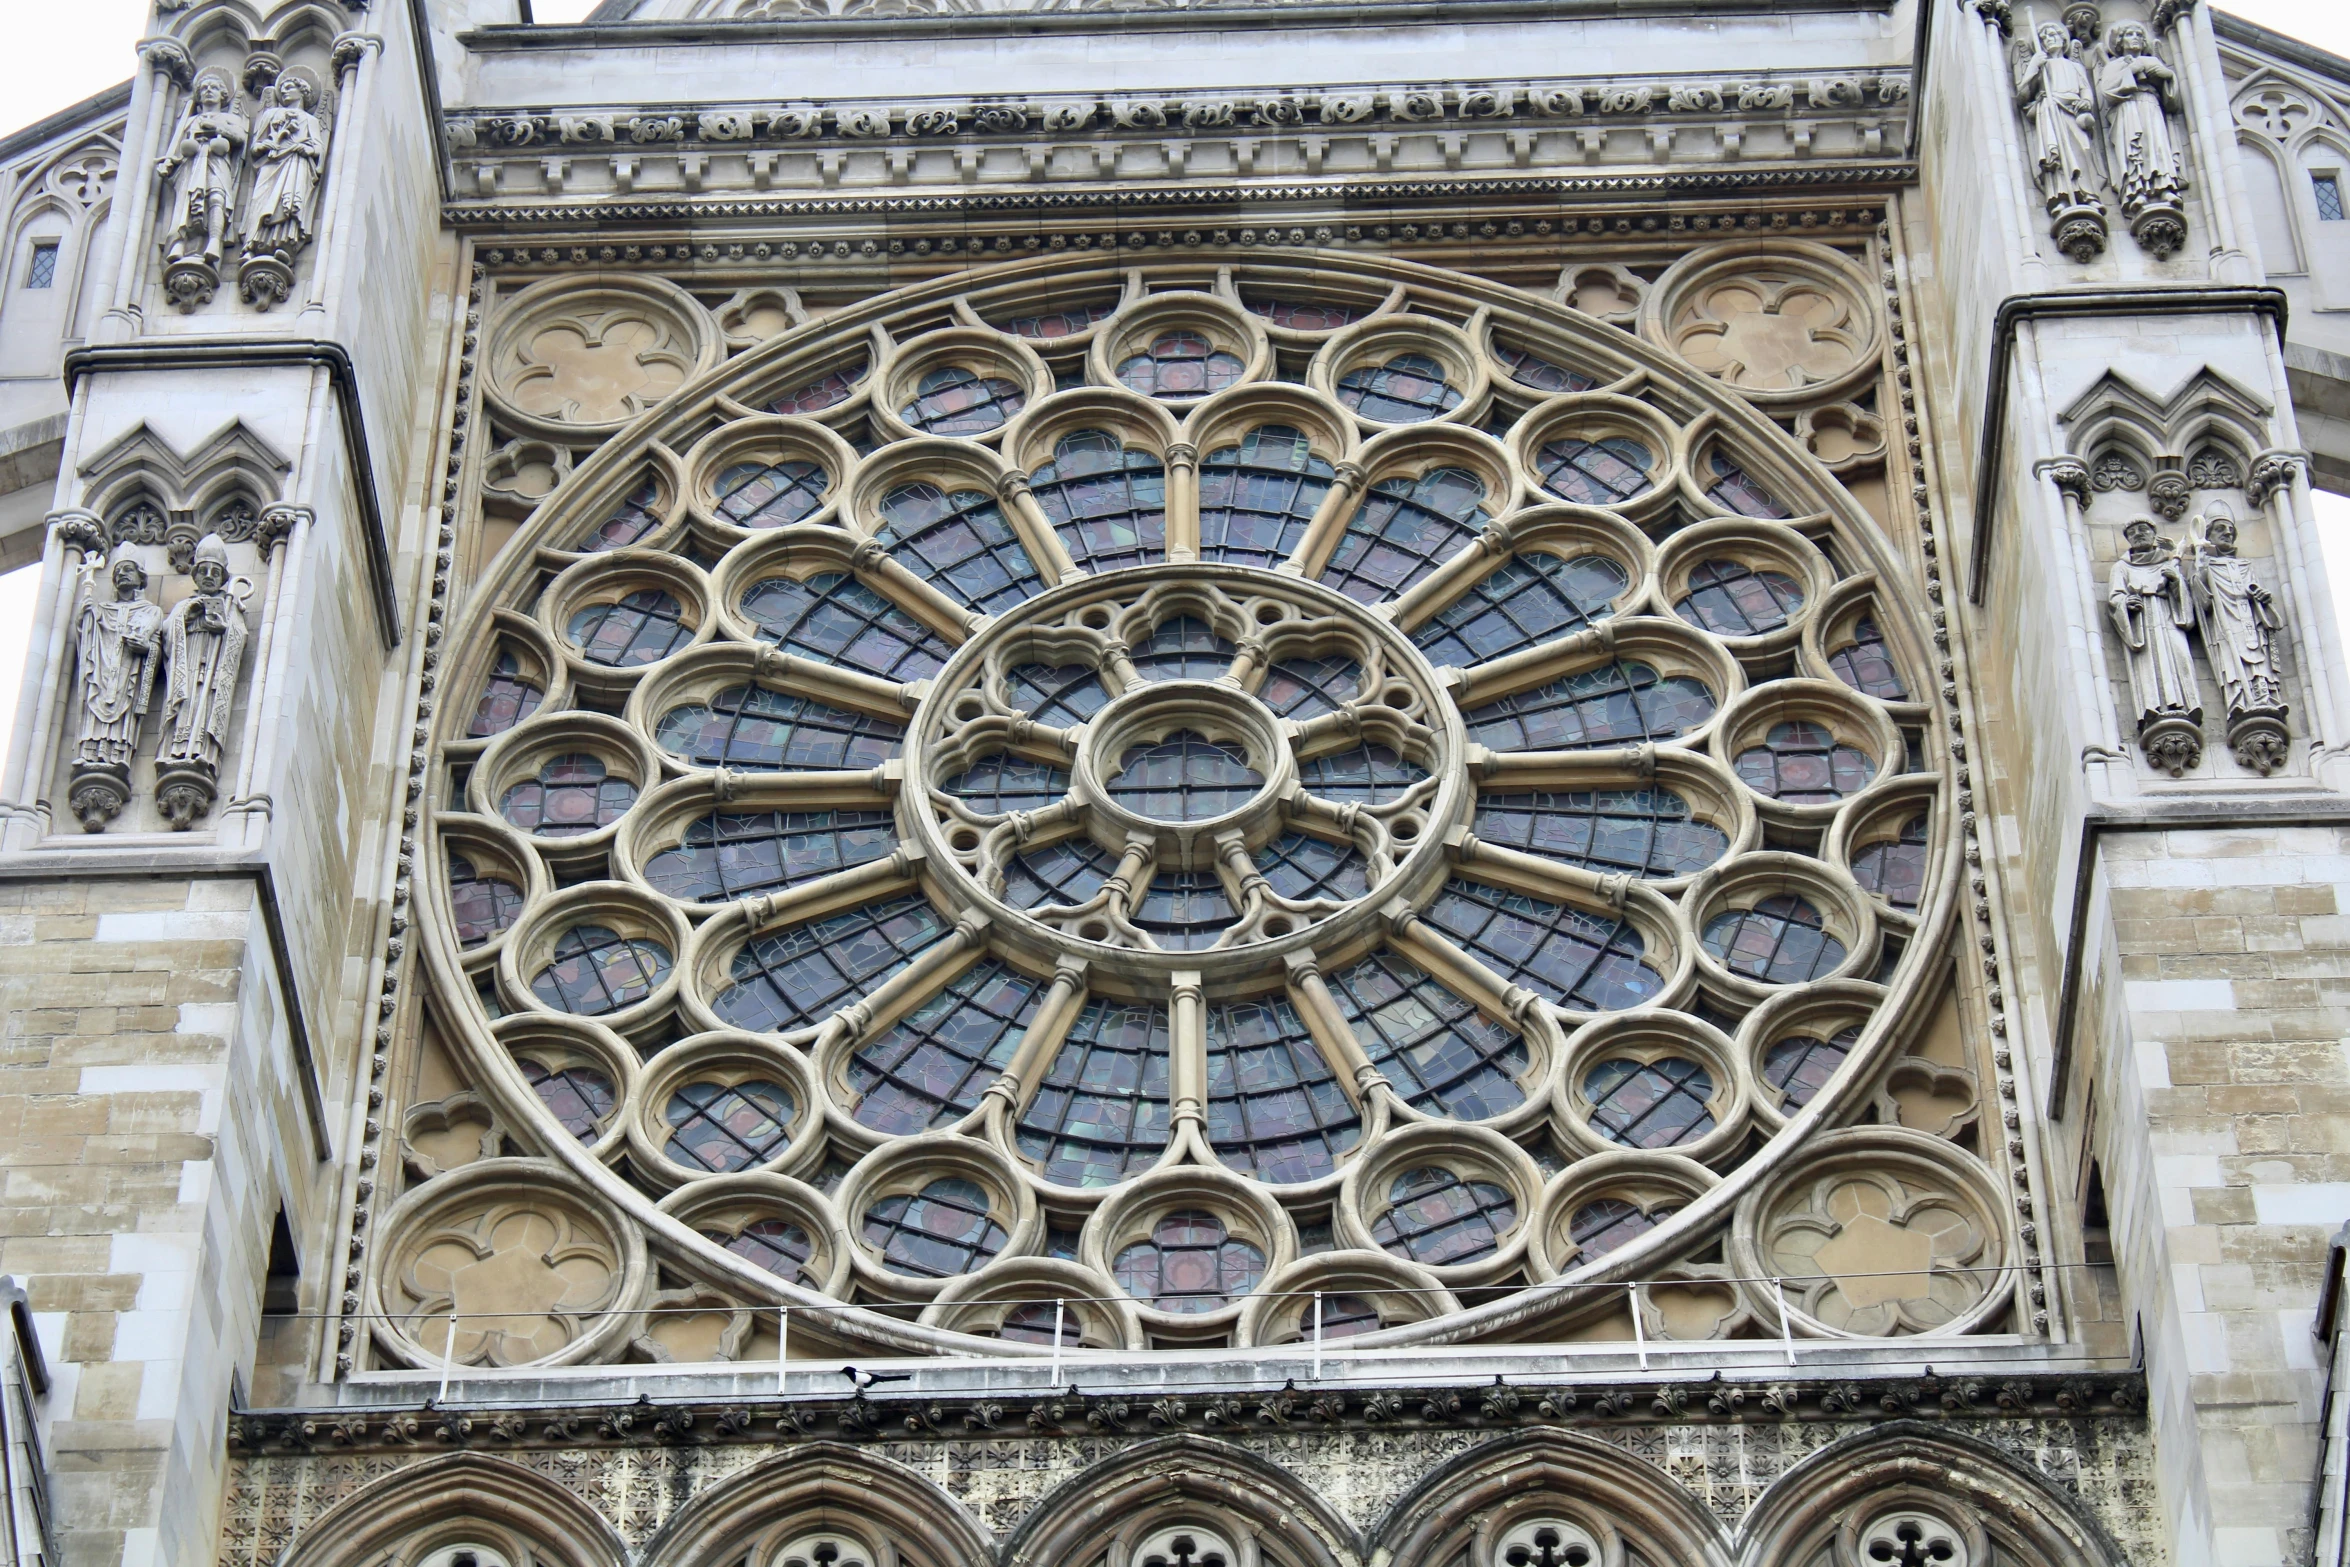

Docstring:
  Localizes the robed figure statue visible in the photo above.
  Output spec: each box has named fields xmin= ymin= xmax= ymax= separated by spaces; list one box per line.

xmin=2016 ymin=22 xmax=2107 ymax=257
xmin=155 ymin=533 xmax=250 ymax=829
xmin=239 ymin=72 xmax=326 ymax=308
xmin=2098 ymin=22 xmax=2189 ymax=254
xmin=2185 ymin=504 xmax=2291 ymax=772
xmin=155 ymin=72 xmax=247 ymax=305
xmin=2108 ymin=517 xmax=2203 ymax=774
xmin=67 ymin=544 xmax=164 ymax=831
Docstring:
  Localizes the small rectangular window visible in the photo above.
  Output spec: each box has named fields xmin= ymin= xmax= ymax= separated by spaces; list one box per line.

xmin=23 ymin=242 xmax=56 ymax=289
xmin=2318 ymin=173 xmax=2347 ymax=223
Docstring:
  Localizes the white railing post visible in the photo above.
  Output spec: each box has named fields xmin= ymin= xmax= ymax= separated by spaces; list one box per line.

xmin=1773 ymin=1278 xmax=1796 ymax=1366
xmin=1050 ymin=1299 xmax=1065 ymax=1383
xmin=778 ymin=1306 xmax=790 ymax=1395
xmin=1627 ymin=1284 xmax=1647 ymax=1371
xmin=1312 ymin=1292 xmax=1324 ymax=1380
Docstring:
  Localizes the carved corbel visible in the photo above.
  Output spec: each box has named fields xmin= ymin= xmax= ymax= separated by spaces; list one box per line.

xmin=136 ymin=37 xmax=195 ymax=87
xmin=331 ymin=33 xmax=384 ymax=80
xmin=2037 ymin=456 xmax=2092 ymax=508
xmin=46 ymin=509 xmax=107 ymax=559
xmin=2146 ymin=464 xmax=2191 ymax=521
xmin=257 ymin=504 xmax=310 ymax=555
xmin=2151 ymin=0 xmax=2197 ymax=32
xmin=2245 ymin=449 xmax=2304 ymax=508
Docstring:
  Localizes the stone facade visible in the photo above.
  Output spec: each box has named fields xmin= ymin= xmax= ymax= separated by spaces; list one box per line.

xmin=0 ymin=2 xmax=2346 ymax=1567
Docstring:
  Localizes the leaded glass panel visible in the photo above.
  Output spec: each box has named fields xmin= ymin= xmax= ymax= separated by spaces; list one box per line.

xmin=1319 ymin=466 xmax=1490 ymax=604
xmin=1001 ymin=837 xmax=1120 ymax=909
xmin=849 ymin=960 xmax=1043 ymax=1133
xmin=1134 ymin=871 xmax=1238 ymax=950
xmin=468 ymin=649 xmax=543 ymax=738
xmin=1570 ymin=1197 xmax=1666 ymax=1259
xmin=1583 ymin=1057 xmax=1716 ymax=1146
xmin=1492 ymin=341 xmax=1597 ymax=394
xmin=1109 ymin=732 xmax=1262 ymax=819
xmin=1829 ymin=615 xmax=1909 ymax=700
xmin=1204 ymin=996 xmax=1360 ymax=1183
xmin=1016 ymin=999 xmax=1172 ymax=1184
xmin=1255 ymin=655 xmax=1362 ymax=719
xmin=1324 ymin=951 xmax=1528 ymax=1119
xmin=1474 ymin=789 xmax=1728 ymax=878
xmin=1116 ymin=331 xmax=1245 ymax=398
xmin=1244 ymin=299 xmax=1362 ymax=330
xmin=714 ymin=896 xmax=947 ymax=1032
xmin=1733 ymin=722 xmax=1874 ymax=804
xmin=1198 ymin=426 xmax=1334 ymax=568
xmin=522 ymin=1059 xmax=617 ymax=1144
xmin=1252 ymin=832 xmax=1371 ymax=902
xmin=1702 ymin=894 xmax=1846 ymax=983
xmin=1296 ymin=744 xmax=1428 ymax=806
xmin=499 ymin=754 xmax=635 ymax=836
xmin=1411 ymin=552 xmax=1628 ymax=668
xmin=568 ymin=589 xmax=692 ymax=666
xmin=655 ymin=686 xmax=903 ymax=770
xmin=773 ymin=363 xmax=864 ymax=415
xmin=1370 ymin=1166 xmax=1516 ymax=1265
xmin=1763 ymin=1025 xmax=1858 ymax=1108
xmin=1674 ymin=559 xmax=1806 ymax=636
xmin=740 ymin=572 xmax=952 ymax=683
xmin=1461 ymin=663 xmax=1716 ymax=751
xmin=900 ymin=366 xmax=1025 ymax=435
xmin=532 ymin=925 xmax=672 ymax=1015
xmin=1851 ymin=814 xmax=1930 ymax=909
xmin=707 ymin=1218 xmax=816 ymax=1284
xmin=944 ymin=755 xmax=1071 ymax=814
xmin=1112 ymin=1210 xmax=1264 ymax=1312
xmin=664 ymin=1080 xmax=795 ymax=1171
xmin=1007 ymin=663 xmax=1112 ymax=726
xmin=448 ymin=854 xmax=525 ymax=946
xmin=715 ymin=460 xmax=829 ymax=528
xmin=580 ymin=478 xmax=663 ymax=552
xmin=1335 ymin=353 xmax=1463 ymax=422
xmin=1422 ymin=878 xmax=1660 ymax=1012
xmin=646 ymin=810 xmax=896 ymax=902
xmin=1029 ymin=431 xmax=1167 ymax=573
xmin=1130 ymin=617 xmax=1235 ymax=681
xmin=1706 ymin=451 xmax=1792 ymax=519
xmin=863 ymin=1177 xmax=1008 ymax=1277
xmin=1534 ymin=435 xmax=1654 ymax=505
xmin=873 ymin=484 xmax=1043 ymax=613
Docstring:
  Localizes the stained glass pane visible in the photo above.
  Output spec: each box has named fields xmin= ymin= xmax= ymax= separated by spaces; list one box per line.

xmin=1131 ymin=616 xmax=1235 ymax=681
xmin=1335 ymin=352 xmax=1463 ymax=423
xmin=1534 ymin=435 xmax=1654 ymax=505
xmin=1324 ymin=951 xmax=1528 ymax=1119
xmin=1112 ymin=1210 xmax=1264 ymax=1312
xmin=1256 ymin=655 xmax=1361 ymax=719
xmin=1319 ymin=466 xmax=1489 ymax=604
xmin=1002 ymin=302 xmax=1116 ymax=338
xmin=1706 ymin=451 xmax=1792 ymax=519
xmin=499 ymin=754 xmax=636 ymax=836
xmin=863 ymin=1176 xmax=1008 ymax=1277
xmin=1583 ymin=1057 xmax=1716 ymax=1147
xmin=1851 ymin=814 xmax=1930 ymax=909
xmin=945 ymin=755 xmax=1071 ymax=814
xmin=998 ymin=1302 xmax=1084 ymax=1345
xmin=1244 ymin=299 xmax=1362 ymax=330
xmin=1134 ymin=870 xmax=1238 ymax=950
xmin=1829 ymin=615 xmax=1910 ymax=700
xmin=1491 ymin=341 xmax=1596 ymax=395
xmin=1423 ymin=878 xmax=1660 ymax=1012
xmin=850 ymin=960 xmax=1043 ymax=1133
xmin=1569 ymin=1197 xmax=1666 ymax=1260
xmin=740 ymin=571 xmax=952 ymax=683
xmin=1007 ymin=663 xmax=1112 ymax=726
xmin=1296 ymin=743 xmax=1428 ymax=806
xmin=1733 ymin=721 xmax=1874 ymax=804
xmin=1016 ymin=998 xmax=1172 ymax=1184
xmin=715 ymin=460 xmax=830 ymax=528
xmin=1475 ymin=789 xmax=1728 ymax=878
xmin=521 ymin=1059 xmax=616 ymax=1143
xmin=531 ymin=925 xmax=671 ymax=1015
xmin=656 ymin=686 xmax=903 ymax=770
xmin=1116 ymin=331 xmax=1246 ymax=399
xmin=1030 ymin=431 xmax=1166 ymax=573
xmin=1002 ymin=836 xmax=1120 ymax=909
xmin=663 ymin=1079 xmax=795 ymax=1171
xmin=1702 ymin=894 xmax=1846 ymax=983
xmin=646 ymin=809 xmax=895 ymax=902
xmin=900 ymin=365 xmax=1025 ymax=435
xmin=706 ymin=1217 xmax=816 ymax=1284
xmin=1198 ymin=426 xmax=1335 ymax=569
xmin=567 ymin=589 xmax=692 ymax=666
xmin=1109 ymin=732 xmax=1261 ymax=819
xmin=448 ymin=854 xmax=525 ymax=946
xmin=468 ymin=649 xmax=544 ymax=738
xmin=1313 ymin=1293 xmax=1386 ymax=1337
xmin=1252 ymin=832 xmax=1371 ymax=902
xmin=1411 ymin=552 xmax=1628 ymax=668
xmin=1461 ymin=662 xmax=1716 ymax=751
xmin=1205 ymin=996 xmax=1360 ymax=1183
xmin=579 ymin=477 xmax=663 ymax=552
xmin=772 ymin=362 xmax=864 ymax=415
xmin=874 ymin=484 xmax=1043 ymax=613
xmin=1764 ymin=1025 xmax=1859 ymax=1109
xmin=1370 ymin=1166 xmax=1516 ymax=1265
xmin=1675 ymin=559 xmax=1806 ymax=636
xmin=714 ymin=896 xmax=947 ymax=1032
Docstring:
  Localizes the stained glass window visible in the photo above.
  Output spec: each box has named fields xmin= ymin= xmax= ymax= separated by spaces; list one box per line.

xmin=1001 ymin=837 xmax=1120 ymax=909
xmin=1198 ymin=426 xmax=1335 ymax=568
xmin=499 ymin=754 xmax=635 ymax=836
xmin=1733 ymin=722 xmax=1874 ymax=804
xmin=1134 ymin=871 xmax=1238 ymax=950
xmin=1324 ymin=951 xmax=1528 ymax=1120
xmin=863 ymin=1176 xmax=1008 ymax=1277
xmin=579 ymin=478 xmax=663 ymax=552
xmin=772 ymin=362 xmax=864 ymax=415
xmin=1851 ymin=814 xmax=1930 ymax=909
xmin=1569 ymin=1197 xmax=1666 ymax=1260
xmin=1583 ymin=1057 xmax=1716 ymax=1147
xmin=997 ymin=1301 xmax=1084 ymax=1345
xmin=1702 ymin=894 xmax=1846 ymax=984
xmin=715 ymin=460 xmax=830 ymax=528
xmin=1411 ymin=552 xmax=1628 ymax=668
xmin=1109 ymin=733 xmax=1262 ymax=819
xmin=568 ymin=589 xmax=692 ymax=666
xmin=1311 ymin=1293 xmax=1386 ymax=1338
xmin=1491 ymin=341 xmax=1596 ymax=395
xmin=646 ymin=810 xmax=896 ymax=902
xmin=740 ymin=572 xmax=952 ymax=683
xmin=850 ymin=960 xmax=1043 ymax=1133
xmin=1705 ymin=451 xmax=1791 ymax=519
xmin=706 ymin=1217 xmax=816 ymax=1284
xmin=1204 ymin=996 xmax=1360 ymax=1183
xmin=1461 ymin=662 xmax=1716 ymax=751
xmin=1763 ymin=1025 xmax=1858 ymax=1109
xmin=521 ymin=1059 xmax=617 ymax=1143
xmin=1015 ymin=998 xmax=1172 ymax=1184
xmin=655 ymin=686 xmax=903 ymax=770
xmin=1130 ymin=616 xmax=1234 ymax=682
xmin=1252 ymin=832 xmax=1371 ymax=903
xmin=899 ymin=365 xmax=1025 ymax=435
xmin=1007 ymin=663 xmax=1112 ymax=726
xmin=664 ymin=1080 xmax=795 ymax=1171
xmin=1116 ymin=331 xmax=1246 ymax=399
xmin=944 ymin=755 xmax=1071 ymax=814
xmin=1675 ymin=559 xmax=1806 ymax=636
xmin=1475 ymin=789 xmax=1729 ymax=879
xmin=714 ymin=896 xmax=946 ymax=1032
xmin=873 ymin=484 xmax=1043 ymax=613
xmin=448 ymin=855 xmax=525 ymax=947
xmin=1534 ymin=435 xmax=1654 ymax=505
xmin=1030 ymin=431 xmax=1167 ymax=573
xmin=1829 ymin=615 xmax=1909 ymax=700
xmin=1422 ymin=878 xmax=1660 ymax=1012
xmin=1370 ymin=1166 xmax=1517 ymax=1266
xmin=531 ymin=925 xmax=671 ymax=1015
xmin=467 ymin=649 xmax=544 ymax=738
xmin=1319 ymin=467 xmax=1489 ymax=604
xmin=1335 ymin=353 xmax=1463 ymax=423
xmin=1112 ymin=1210 xmax=1264 ymax=1312
xmin=1256 ymin=655 xmax=1362 ymax=720
xmin=1002 ymin=302 xmax=1117 ymax=338
xmin=1297 ymin=744 xmax=1428 ymax=806
xmin=1244 ymin=299 xmax=1362 ymax=330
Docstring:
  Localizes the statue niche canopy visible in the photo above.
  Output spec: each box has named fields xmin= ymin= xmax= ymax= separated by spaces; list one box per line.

xmin=388 ymin=249 xmax=2001 ymax=1366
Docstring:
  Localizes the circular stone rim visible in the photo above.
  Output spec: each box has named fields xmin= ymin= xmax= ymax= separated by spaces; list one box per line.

xmin=1074 ymin=679 xmax=1294 ymax=855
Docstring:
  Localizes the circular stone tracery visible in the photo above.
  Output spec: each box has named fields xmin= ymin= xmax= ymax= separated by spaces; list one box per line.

xmin=403 ymin=252 xmax=1989 ymax=1365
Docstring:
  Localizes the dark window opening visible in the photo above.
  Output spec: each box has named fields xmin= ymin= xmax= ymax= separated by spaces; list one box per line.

xmin=263 ymin=1209 xmax=300 ymax=1316
xmin=2316 ymin=173 xmax=2346 ymax=223
xmin=24 ymin=242 xmax=56 ymax=290
xmin=2081 ymin=1161 xmax=2113 ymax=1268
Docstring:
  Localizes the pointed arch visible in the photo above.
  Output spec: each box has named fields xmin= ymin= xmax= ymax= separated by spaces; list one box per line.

xmin=1003 ymin=1433 xmax=1359 ymax=1567
xmin=2055 ymin=364 xmax=2275 ymax=474
xmin=1372 ymin=1429 xmax=1732 ymax=1567
xmin=275 ymin=1451 xmax=629 ymax=1567
xmin=637 ymin=1441 xmax=993 ymax=1567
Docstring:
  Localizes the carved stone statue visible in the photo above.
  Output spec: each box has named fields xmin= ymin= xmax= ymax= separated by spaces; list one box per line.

xmin=67 ymin=545 xmax=164 ymax=832
xmin=2108 ymin=516 xmax=2203 ymax=775
xmin=155 ymin=534 xmax=251 ymax=829
xmin=155 ymin=71 xmax=248 ymax=308
xmin=2015 ymin=22 xmax=2108 ymax=260
xmin=240 ymin=72 xmax=327 ymax=310
xmin=2098 ymin=21 xmax=2188 ymax=256
xmin=2184 ymin=504 xmax=2290 ymax=773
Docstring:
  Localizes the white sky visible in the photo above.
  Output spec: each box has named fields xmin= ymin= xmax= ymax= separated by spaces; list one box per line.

xmin=0 ymin=0 xmax=2342 ymax=746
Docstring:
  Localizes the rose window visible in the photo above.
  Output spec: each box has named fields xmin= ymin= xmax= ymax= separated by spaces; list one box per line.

xmin=399 ymin=255 xmax=1996 ymax=1367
